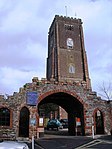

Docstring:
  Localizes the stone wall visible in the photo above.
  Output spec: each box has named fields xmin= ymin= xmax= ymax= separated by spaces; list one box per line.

xmin=0 ymin=77 xmax=112 ymax=139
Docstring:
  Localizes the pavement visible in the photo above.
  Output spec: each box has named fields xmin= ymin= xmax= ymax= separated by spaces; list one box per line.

xmin=36 ymin=136 xmax=92 ymax=149
xmin=27 ymin=134 xmax=112 ymax=149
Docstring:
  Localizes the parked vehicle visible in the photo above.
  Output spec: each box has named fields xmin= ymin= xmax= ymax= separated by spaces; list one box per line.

xmin=47 ymin=119 xmax=63 ymax=130
xmin=60 ymin=119 xmax=68 ymax=128
xmin=0 ymin=141 xmax=29 ymax=149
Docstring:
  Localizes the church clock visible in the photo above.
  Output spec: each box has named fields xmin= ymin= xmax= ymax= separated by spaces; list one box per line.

xmin=67 ymin=38 xmax=73 ymax=49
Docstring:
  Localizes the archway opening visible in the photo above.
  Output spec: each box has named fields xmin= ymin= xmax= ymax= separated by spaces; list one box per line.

xmin=95 ymin=110 xmax=104 ymax=134
xmin=38 ymin=92 xmax=85 ymax=136
xmin=19 ymin=107 xmax=30 ymax=137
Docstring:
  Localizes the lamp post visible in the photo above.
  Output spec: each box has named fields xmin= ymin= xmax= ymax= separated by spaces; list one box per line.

xmin=32 ymin=135 xmax=34 ymax=149
xmin=30 ymin=115 xmax=36 ymax=149
xmin=92 ymin=117 xmax=94 ymax=139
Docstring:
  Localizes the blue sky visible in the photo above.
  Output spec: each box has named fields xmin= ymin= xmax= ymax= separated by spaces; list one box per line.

xmin=0 ymin=0 xmax=112 ymax=96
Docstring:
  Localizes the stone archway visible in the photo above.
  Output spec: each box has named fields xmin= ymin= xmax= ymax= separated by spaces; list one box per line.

xmin=37 ymin=90 xmax=85 ymax=136
xmin=94 ymin=109 xmax=104 ymax=135
xmin=19 ymin=107 xmax=30 ymax=137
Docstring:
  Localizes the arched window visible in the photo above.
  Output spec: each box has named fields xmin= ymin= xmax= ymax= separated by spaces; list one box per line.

xmin=19 ymin=107 xmax=30 ymax=137
xmin=69 ymin=64 xmax=75 ymax=73
xmin=0 ymin=108 xmax=10 ymax=126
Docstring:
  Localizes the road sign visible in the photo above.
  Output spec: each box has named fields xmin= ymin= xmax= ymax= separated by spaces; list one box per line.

xmin=76 ymin=117 xmax=81 ymax=126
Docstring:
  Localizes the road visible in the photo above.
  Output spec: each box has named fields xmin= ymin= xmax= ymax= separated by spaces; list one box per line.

xmin=27 ymin=129 xmax=112 ymax=149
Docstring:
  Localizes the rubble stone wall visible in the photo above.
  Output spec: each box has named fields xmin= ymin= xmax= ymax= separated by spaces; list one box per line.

xmin=0 ymin=78 xmax=112 ymax=139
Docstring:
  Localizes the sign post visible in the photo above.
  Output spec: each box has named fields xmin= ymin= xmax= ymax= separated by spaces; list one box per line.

xmin=37 ymin=117 xmax=44 ymax=138
xmin=76 ymin=117 xmax=81 ymax=136
xmin=30 ymin=117 xmax=36 ymax=149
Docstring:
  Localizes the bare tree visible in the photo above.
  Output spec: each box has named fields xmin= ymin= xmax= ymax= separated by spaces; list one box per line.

xmin=98 ymin=81 xmax=112 ymax=101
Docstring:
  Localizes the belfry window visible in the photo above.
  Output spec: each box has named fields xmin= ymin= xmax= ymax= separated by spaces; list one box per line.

xmin=0 ymin=108 xmax=10 ymax=126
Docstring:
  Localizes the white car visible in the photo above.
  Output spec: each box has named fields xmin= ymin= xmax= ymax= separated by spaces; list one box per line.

xmin=0 ymin=141 xmax=29 ymax=149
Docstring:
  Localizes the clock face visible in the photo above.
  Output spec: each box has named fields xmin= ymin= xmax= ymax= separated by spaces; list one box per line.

xmin=67 ymin=38 xmax=73 ymax=48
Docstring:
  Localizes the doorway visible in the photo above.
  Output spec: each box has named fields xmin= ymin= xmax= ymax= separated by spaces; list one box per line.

xmin=38 ymin=92 xmax=85 ymax=136
xmin=95 ymin=110 xmax=104 ymax=134
xmin=19 ymin=107 xmax=30 ymax=137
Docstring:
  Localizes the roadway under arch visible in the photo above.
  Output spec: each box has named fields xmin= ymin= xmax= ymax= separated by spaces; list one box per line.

xmin=37 ymin=91 xmax=85 ymax=136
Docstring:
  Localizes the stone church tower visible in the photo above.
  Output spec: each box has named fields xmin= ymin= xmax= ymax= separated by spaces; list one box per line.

xmin=47 ymin=15 xmax=91 ymax=90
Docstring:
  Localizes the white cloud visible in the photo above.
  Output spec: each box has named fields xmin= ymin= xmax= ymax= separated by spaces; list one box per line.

xmin=0 ymin=0 xmax=111 ymax=95
xmin=0 ymin=0 xmax=46 ymax=35
xmin=0 ymin=67 xmax=45 ymax=95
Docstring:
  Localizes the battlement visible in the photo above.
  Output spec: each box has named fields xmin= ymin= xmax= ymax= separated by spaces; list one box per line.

xmin=49 ymin=15 xmax=82 ymax=33
xmin=55 ymin=15 xmax=82 ymax=23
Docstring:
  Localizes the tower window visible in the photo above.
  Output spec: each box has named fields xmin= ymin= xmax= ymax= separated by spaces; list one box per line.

xmin=65 ymin=24 xmax=74 ymax=31
xmin=69 ymin=64 xmax=75 ymax=73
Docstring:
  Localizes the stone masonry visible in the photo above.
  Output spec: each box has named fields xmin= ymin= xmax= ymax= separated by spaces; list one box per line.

xmin=0 ymin=77 xmax=112 ymax=140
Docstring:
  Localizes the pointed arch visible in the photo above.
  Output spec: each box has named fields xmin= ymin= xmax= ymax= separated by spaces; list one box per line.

xmin=37 ymin=89 xmax=87 ymax=136
xmin=69 ymin=63 xmax=75 ymax=74
xmin=19 ymin=106 xmax=30 ymax=137
xmin=38 ymin=89 xmax=84 ymax=105
xmin=0 ymin=107 xmax=12 ymax=128
xmin=93 ymin=108 xmax=104 ymax=134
